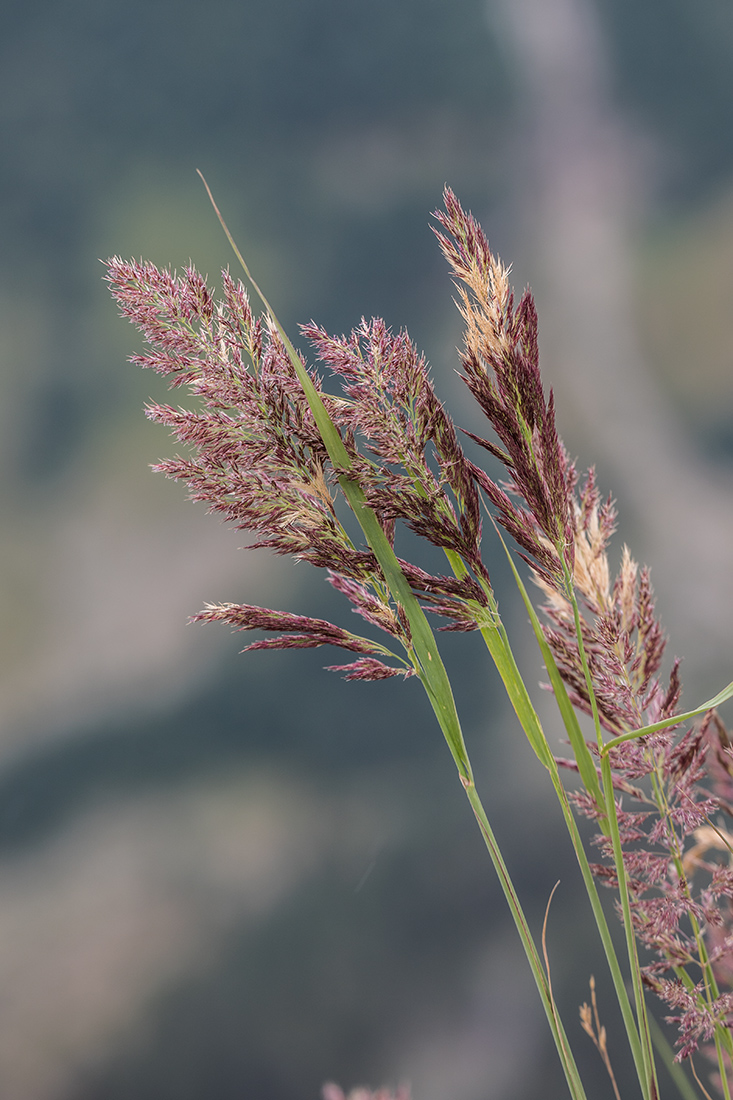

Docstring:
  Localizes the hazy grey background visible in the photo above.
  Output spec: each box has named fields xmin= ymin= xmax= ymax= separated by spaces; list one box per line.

xmin=1 ymin=1 xmax=733 ymax=1097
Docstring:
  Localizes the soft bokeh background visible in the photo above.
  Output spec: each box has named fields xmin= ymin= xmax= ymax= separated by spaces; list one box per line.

xmin=2 ymin=1 xmax=733 ymax=1097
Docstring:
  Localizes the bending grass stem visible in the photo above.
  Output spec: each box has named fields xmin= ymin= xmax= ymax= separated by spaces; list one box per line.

xmin=448 ymin=520 xmax=655 ymax=1094
xmin=483 ymin=526 xmax=655 ymax=1092
xmin=462 ymin=779 xmax=588 ymax=1100
xmin=600 ymin=752 xmax=660 ymax=1100
xmin=714 ymin=1033 xmax=733 ymax=1100
xmin=484 ymin=604 xmax=650 ymax=1095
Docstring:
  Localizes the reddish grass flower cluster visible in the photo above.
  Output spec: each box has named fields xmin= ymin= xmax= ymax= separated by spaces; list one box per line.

xmin=108 ymin=189 xmax=733 ymax=1074
xmin=434 ymin=188 xmax=575 ymax=587
xmin=588 ymin=713 xmax=733 ymax=1061
xmin=105 ymin=242 xmax=488 ymax=682
xmin=434 ymin=192 xmax=733 ymax=1067
xmin=322 ymin=1085 xmax=410 ymax=1100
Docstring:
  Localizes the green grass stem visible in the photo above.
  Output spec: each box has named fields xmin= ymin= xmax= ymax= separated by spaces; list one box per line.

xmin=493 ymin=538 xmax=650 ymax=1093
xmin=463 ymin=779 xmax=589 ymax=1100
xmin=557 ymin=563 xmax=659 ymax=1100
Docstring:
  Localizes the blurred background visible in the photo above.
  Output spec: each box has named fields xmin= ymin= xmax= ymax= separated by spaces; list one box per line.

xmin=1 ymin=0 xmax=733 ymax=1097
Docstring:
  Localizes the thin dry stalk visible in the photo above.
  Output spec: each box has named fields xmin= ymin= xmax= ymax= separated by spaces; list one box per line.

xmin=579 ymin=976 xmax=622 ymax=1100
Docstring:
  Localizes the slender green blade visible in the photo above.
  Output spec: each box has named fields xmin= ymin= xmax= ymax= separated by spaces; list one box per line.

xmin=603 ymin=679 xmax=733 ymax=754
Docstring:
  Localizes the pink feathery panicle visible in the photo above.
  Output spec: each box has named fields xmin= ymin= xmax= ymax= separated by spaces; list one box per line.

xmin=107 ymin=257 xmax=372 ymax=577
xmin=429 ymin=191 xmax=733 ymax=1061
xmin=705 ymin=711 xmax=733 ymax=804
xmin=302 ymin=317 xmax=487 ymax=586
xmin=323 ymin=1086 xmax=411 ymax=1100
xmin=325 ymin=657 xmax=414 ymax=681
xmin=651 ymin=981 xmax=733 ymax=1063
xmin=577 ymin=706 xmax=733 ymax=1060
xmin=434 ymin=188 xmax=575 ymax=584
xmin=106 ymin=254 xmax=484 ymax=672
xmin=432 ymin=191 xmax=697 ymax=795
xmin=105 ymin=258 xmax=216 ymax=384
xmin=192 ymin=602 xmax=411 ymax=680
xmin=531 ymin=473 xmax=685 ymax=741
xmin=191 ymin=603 xmax=378 ymax=650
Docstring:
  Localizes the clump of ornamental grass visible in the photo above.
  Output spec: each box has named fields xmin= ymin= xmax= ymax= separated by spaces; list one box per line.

xmin=107 ymin=184 xmax=733 ymax=1100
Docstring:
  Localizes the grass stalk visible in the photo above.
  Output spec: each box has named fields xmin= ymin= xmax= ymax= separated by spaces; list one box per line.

xmin=500 ymin=547 xmax=650 ymax=1088
xmin=559 ymin=564 xmax=659 ymax=1100
xmin=463 ymin=779 xmax=588 ymax=1100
